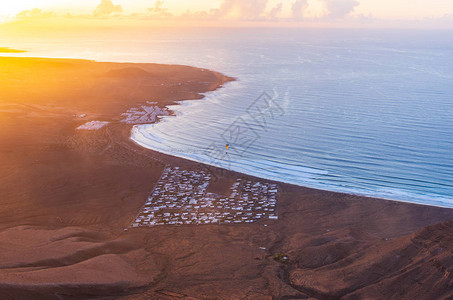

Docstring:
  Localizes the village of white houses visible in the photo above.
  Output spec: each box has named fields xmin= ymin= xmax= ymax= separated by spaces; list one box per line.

xmin=130 ymin=166 xmax=279 ymax=227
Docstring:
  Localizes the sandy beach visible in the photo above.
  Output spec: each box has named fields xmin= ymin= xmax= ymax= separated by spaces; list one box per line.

xmin=0 ymin=57 xmax=452 ymax=299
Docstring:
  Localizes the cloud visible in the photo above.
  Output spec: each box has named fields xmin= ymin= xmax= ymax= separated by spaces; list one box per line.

xmin=93 ymin=0 xmax=123 ymax=17
xmin=16 ymin=9 xmax=54 ymax=19
xmin=291 ymin=0 xmax=309 ymax=19
xmin=322 ymin=0 xmax=359 ymax=19
xmin=211 ymin=0 xmax=269 ymax=20
xmin=268 ymin=3 xmax=283 ymax=19
xmin=147 ymin=1 xmax=172 ymax=18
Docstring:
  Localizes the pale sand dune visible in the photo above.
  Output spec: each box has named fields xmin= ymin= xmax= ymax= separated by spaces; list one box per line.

xmin=77 ymin=121 xmax=109 ymax=130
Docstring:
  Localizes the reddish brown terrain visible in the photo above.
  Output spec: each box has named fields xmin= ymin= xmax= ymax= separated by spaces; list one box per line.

xmin=0 ymin=57 xmax=452 ymax=299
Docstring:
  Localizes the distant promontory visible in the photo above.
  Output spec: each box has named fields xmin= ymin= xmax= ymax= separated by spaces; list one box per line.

xmin=0 ymin=47 xmax=26 ymax=53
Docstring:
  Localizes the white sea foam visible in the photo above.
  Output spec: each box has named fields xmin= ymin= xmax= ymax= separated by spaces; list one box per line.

xmin=131 ymin=123 xmax=453 ymax=209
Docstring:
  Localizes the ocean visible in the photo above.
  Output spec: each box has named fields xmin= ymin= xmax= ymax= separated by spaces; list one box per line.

xmin=8 ymin=28 xmax=453 ymax=207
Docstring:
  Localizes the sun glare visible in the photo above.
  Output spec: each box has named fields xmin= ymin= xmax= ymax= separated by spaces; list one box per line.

xmin=0 ymin=2 xmax=43 ymax=17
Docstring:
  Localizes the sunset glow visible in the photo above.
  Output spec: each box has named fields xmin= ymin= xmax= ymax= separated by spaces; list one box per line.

xmin=1 ymin=0 xmax=453 ymax=298
xmin=0 ymin=0 xmax=452 ymax=28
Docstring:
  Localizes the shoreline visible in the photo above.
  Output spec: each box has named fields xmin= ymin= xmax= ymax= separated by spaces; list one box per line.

xmin=127 ymin=125 xmax=452 ymax=212
xmin=131 ymin=128 xmax=453 ymax=210
xmin=128 ymin=128 xmax=453 ymax=211
xmin=0 ymin=56 xmax=452 ymax=299
xmin=129 ymin=82 xmax=453 ymax=210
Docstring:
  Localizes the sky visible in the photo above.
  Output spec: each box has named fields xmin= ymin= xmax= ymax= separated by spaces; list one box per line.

xmin=0 ymin=0 xmax=453 ymax=29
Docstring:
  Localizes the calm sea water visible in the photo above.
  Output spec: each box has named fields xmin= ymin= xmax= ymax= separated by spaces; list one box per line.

xmin=8 ymin=28 xmax=453 ymax=207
